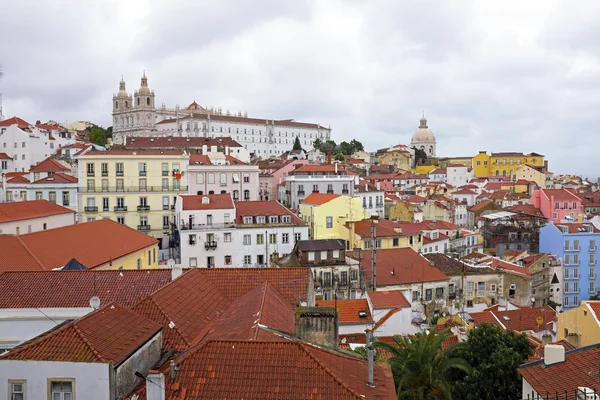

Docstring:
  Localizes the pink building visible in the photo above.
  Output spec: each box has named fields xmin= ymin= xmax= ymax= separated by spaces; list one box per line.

xmin=258 ymin=159 xmax=309 ymax=201
xmin=530 ymin=188 xmax=583 ymax=223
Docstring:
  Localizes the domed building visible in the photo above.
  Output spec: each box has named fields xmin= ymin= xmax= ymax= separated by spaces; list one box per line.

xmin=411 ymin=114 xmax=437 ymax=157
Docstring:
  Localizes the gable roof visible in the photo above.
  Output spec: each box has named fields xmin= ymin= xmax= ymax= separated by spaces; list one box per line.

xmin=349 ymin=248 xmax=449 ymax=287
xmin=469 ymin=306 xmax=556 ymax=332
xmin=1 ymin=303 xmax=161 ymax=365
xmin=30 ymin=172 xmax=78 ymax=185
xmin=539 ymin=189 xmax=582 ymax=202
xmin=0 ymin=269 xmax=174 ymax=308
xmin=179 ymin=193 xmax=234 ymax=210
xmin=29 ymin=157 xmax=70 ymax=173
xmin=0 ymin=219 xmax=158 ymax=272
xmin=0 ymin=200 xmax=74 ymax=223
xmin=234 ymin=200 xmax=303 ymax=224
xmin=0 ymin=116 xmax=31 ymax=129
xmin=316 ymin=299 xmax=373 ymax=324
xmin=297 ymin=239 xmax=346 ymax=252
xmin=302 ymin=192 xmax=341 ymax=205
xmin=367 ymin=290 xmax=411 ymax=309
xmin=6 ymin=175 xmax=29 ymax=184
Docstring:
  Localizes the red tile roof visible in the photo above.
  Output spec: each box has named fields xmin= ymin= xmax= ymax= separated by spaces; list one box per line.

xmin=453 ymin=188 xmax=477 ymax=195
xmin=82 ymin=149 xmax=186 ymax=156
xmin=0 ymin=116 xmax=31 ymax=129
xmin=292 ymin=164 xmax=340 ymax=174
xmin=352 ymin=218 xmax=409 ymax=238
xmin=6 ymin=175 xmax=29 ymax=184
xmin=124 ymin=135 xmax=244 ymax=149
xmin=0 ymin=219 xmax=158 ymax=272
xmin=30 ymin=172 xmax=78 ymax=184
xmin=0 ymin=153 xmax=11 ymax=160
xmin=161 ymin=340 xmax=395 ymax=399
xmin=0 ymin=200 xmax=74 ymax=223
xmin=553 ymin=223 xmax=600 ymax=234
xmin=539 ymin=189 xmax=582 ymax=202
xmin=156 ymin=113 xmax=329 ymax=130
xmin=367 ymin=290 xmax=411 ymax=309
xmin=235 ymin=200 xmax=303 ymax=224
xmin=349 ymin=248 xmax=449 ymax=287
xmin=586 ymin=302 xmax=600 ymax=324
xmin=180 ymin=193 xmax=234 ymax=210
xmin=188 ymin=154 xmax=212 ymax=165
xmin=302 ymin=192 xmax=341 ymax=205
xmin=470 ymin=306 xmax=555 ymax=332
xmin=519 ymin=344 xmax=600 ymax=396
xmin=1 ymin=303 xmax=161 ymax=364
xmin=29 ymin=157 xmax=70 ymax=172
xmin=316 ymin=299 xmax=373 ymax=324
xmin=0 ymin=269 xmax=174 ymax=308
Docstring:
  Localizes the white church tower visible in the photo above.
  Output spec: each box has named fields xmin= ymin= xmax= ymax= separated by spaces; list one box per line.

xmin=112 ymin=72 xmax=156 ymax=145
xmin=410 ymin=113 xmax=437 ymax=157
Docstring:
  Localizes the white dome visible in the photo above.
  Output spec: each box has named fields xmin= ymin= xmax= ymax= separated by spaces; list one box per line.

xmin=411 ymin=116 xmax=436 ymax=143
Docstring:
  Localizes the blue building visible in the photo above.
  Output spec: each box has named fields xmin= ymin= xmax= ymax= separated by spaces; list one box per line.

xmin=539 ymin=221 xmax=600 ymax=310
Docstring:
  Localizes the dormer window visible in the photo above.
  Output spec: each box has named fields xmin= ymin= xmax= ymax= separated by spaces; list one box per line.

xmin=257 ymin=216 xmax=266 ymax=224
xmin=282 ymin=215 xmax=291 ymax=224
xmin=243 ymin=216 xmax=253 ymax=224
xmin=269 ymin=216 xmax=278 ymax=224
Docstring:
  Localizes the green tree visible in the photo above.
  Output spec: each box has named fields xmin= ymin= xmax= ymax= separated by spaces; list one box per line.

xmin=320 ymin=140 xmax=336 ymax=155
xmin=87 ymin=126 xmax=107 ymax=147
xmin=451 ymin=323 xmax=535 ymax=400
xmin=339 ymin=141 xmax=353 ymax=155
xmin=375 ymin=330 xmax=470 ymax=400
xmin=313 ymin=138 xmax=322 ymax=151
xmin=293 ymin=136 xmax=302 ymax=151
xmin=350 ymin=139 xmax=364 ymax=152
xmin=106 ymin=126 xmax=113 ymax=138
xmin=334 ymin=152 xmax=345 ymax=161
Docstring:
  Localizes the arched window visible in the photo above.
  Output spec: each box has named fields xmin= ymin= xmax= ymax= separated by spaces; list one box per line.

xmin=243 ymin=190 xmax=250 ymax=200
xmin=429 ymin=145 xmax=433 ymax=155
xmin=115 ymin=101 xmax=118 ymax=109
xmin=233 ymin=190 xmax=239 ymax=200
xmin=502 ymin=170 xmax=507 ymax=177
xmin=146 ymin=97 xmax=150 ymax=106
xmin=495 ymin=170 xmax=499 ymax=176
xmin=208 ymin=173 xmax=215 ymax=184
xmin=137 ymin=98 xmax=140 ymax=106
xmin=125 ymin=101 xmax=128 ymax=108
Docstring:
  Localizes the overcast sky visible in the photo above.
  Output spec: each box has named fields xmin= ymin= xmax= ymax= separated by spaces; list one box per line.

xmin=1 ymin=1 xmax=599 ymax=177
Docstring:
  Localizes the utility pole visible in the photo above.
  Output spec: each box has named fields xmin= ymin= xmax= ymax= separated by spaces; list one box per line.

xmin=370 ymin=217 xmax=377 ymax=291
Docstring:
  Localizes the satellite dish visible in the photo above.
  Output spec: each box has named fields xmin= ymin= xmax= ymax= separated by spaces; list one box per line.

xmin=89 ymin=296 xmax=101 ymax=310
xmin=341 ymin=337 xmax=347 ymax=344
xmin=167 ymin=259 xmax=175 ymax=268
xmin=556 ymin=306 xmax=562 ymax=313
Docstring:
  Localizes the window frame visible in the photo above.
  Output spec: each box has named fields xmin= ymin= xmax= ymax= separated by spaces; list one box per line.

xmin=48 ymin=378 xmax=75 ymax=400
xmin=9 ymin=379 xmax=26 ymax=400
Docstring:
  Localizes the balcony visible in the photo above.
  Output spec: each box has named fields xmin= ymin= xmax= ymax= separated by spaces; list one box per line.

xmin=139 ymin=171 xmax=147 ymax=177
xmin=137 ymin=205 xmax=150 ymax=211
xmin=137 ymin=225 xmax=151 ymax=231
xmin=87 ymin=171 xmax=95 ymax=177
xmin=84 ymin=206 xmax=98 ymax=212
xmin=163 ymin=205 xmax=170 ymax=210
xmin=114 ymin=206 xmax=128 ymax=212
xmin=116 ymin=171 xmax=124 ymax=177
xmin=162 ymin=170 xmax=169 ymax=176
xmin=297 ymin=191 xmax=305 ymax=196
xmin=101 ymin=171 xmax=108 ymax=177
xmin=327 ymin=190 xmax=334 ymax=194
xmin=181 ymin=222 xmax=235 ymax=231
xmin=79 ymin=185 xmax=188 ymax=193
xmin=342 ymin=189 xmax=349 ymax=194
xmin=205 ymin=241 xmax=218 ymax=250
xmin=163 ymin=224 xmax=170 ymax=230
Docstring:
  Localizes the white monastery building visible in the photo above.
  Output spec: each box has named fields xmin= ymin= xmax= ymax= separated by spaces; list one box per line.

xmin=112 ymin=74 xmax=332 ymax=157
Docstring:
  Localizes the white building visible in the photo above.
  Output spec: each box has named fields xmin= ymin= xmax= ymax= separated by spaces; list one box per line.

xmin=0 ymin=118 xmax=75 ymax=173
xmin=187 ymin=154 xmax=259 ymax=201
xmin=176 ymin=194 xmax=307 ymax=268
xmin=451 ymin=188 xmax=478 ymax=207
xmin=0 ymin=200 xmax=75 ymax=235
xmin=447 ymin=164 xmax=474 ymax=187
xmin=355 ymin=184 xmax=385 ymax=217
xmin=111 ymin=74 xmax=332 ymax=157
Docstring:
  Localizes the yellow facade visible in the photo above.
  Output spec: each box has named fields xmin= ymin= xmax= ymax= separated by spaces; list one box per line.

xmin=515 ymin=164 xmax=546 ymax=189
xmin=557 ymin=301 xmax=600 ymax=348
xmin=341 ymin=221 xmax=423 ymax=252
xmin=472 ymin=151 xmax=545 ymax=178
xmin=389 ymin=201 xmax=418 ymax=222
xmin=77 ymin=152 xmax=190 ymax=241
xmin=440 ymin=157 xmax=473 ymax=168
xmin=379 ymin=151 xmax=411 ymax=171
xmin=299 ymin=195 xmax=369 ymax=240
xmin=98 ymin=245 xmax=161 ymax=270
xmin=415 ymin=165 xmax=436 ymax=175
xmin=422 ymin=201 xmax=452 ymax=222
xmin=351 ymin=150 xmax=371 ymax=163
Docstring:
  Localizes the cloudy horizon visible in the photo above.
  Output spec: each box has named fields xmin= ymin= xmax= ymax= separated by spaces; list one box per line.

xmin=1 ymin=0 xmax=599 ymax=177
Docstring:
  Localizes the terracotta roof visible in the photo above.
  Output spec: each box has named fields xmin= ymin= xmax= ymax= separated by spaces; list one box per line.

xmin=302 ymin=192 xmax=341 ymax=205
xmin=519 ymin=344 xmax=600 ymax=396
xmin=353 ymin=218 xmax=410 ymax=238
xmin=367 ymin=290 xmax=411 ymax=308
xmin=453 ymin=188 xmax=477 ymax=195
xmin=7 ymin=175 xmax=29 ymax=184
xmin=316 ymin=299 xmax=373 ymax=324
xmin=235 ymin=200 xmax=303 ymax=224
xmin=291 ymin=164 xmax=339 ymax=174
xmin=587 ymin=302 xmax=600 ymax=324
xmin=0 ymin=269 xmax=174 ymax=308
xmin=0 ymin=200 xmax=74 ymax=223
xmin=180 ymin=193 xmax=234 ymax=210
xmin=160 ymin=340 xmax=395 ymax=399
xmin=553 ymin=223 xmax=600 ymax=234
xmin=0 ymin=116 xmax=31 ymax=129
xmin=468 ymin=200 xmax=494 ymax=212
xmin=188 ymin=154 xmax=212 ymax=165
xmin=1 ymin=303 xmax=161 ymax=364
xmin=539 ymin=189 xmax=582 ymax=202
xmin=81 ymin=149 xmax=186 ymax=156
xmin=408 ymin=195 xmax=427 ymax=203
xmin=423 ymin=232 xmax=449 ymax=244
xmin=30 ymin=172 xmax=78 ymax=185
xmin=125 ymin=136 xmax=244 ymax=149
xmin=0 ymin=219 xmax=158 ymax=272
xmin=29 ymin=157 xmax=70 ymax=172
xmin=156 ymin=113 xmax=330 ymax=130
xmin=349 ymin=248 xmax=449 ymax=287
xmin=224 ymin=154 xmax=246 ymax=165
xmin=419 ymin=219 xmax=461 ymax=231
xmin=0 ymin=153 xmax=11 ymax=160
xmin=470 ymin=306 xmax=555 ymax=332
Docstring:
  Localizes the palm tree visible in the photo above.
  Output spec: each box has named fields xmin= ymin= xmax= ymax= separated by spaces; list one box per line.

xmin=374 ymin=330 xmax=471 ymax=400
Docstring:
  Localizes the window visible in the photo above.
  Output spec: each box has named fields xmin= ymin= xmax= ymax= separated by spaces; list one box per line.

xmin=282 ymin=215 xmax=291 ymax=223
xmin=553 ymin=212 xmax=558 ymax=220
xmin=232 ymin=173 xmax=239 ymax=183
xmin=564 ymin=269 xmax=570 ymax=279
xmin=102 ymin=179 xmax=108 ymax=191
xmin=257 ymin=234 xmax=264 ymax=245
xmin=86 ymin=179 xmax=95 ymax=192
xmin=207 ymin=256 xmax=215 ymax=268
xmin=233 ymin=190 xmax=239 ymax=201
xmin=208 ymin=173 xmax=215 ymax=184
xmin=477 ymin=282 xmax=485 ymax=291
xmin=189 ymin=234 xmax=197 ymax=245
xmin=162 ymin=178 xmax=169 ymax=191
xmin=466 ymin=282 xmax=474 ymax=292
xmin=244 ymin=255 xmax=252 ymax=265
xmin=9 ymin=380 xmax=25 ymax=400
xmin=323 ymin=272 xmax=332 ymax=286
xmin=243 ymin=216 xmax=253 ymax=224
xmin=224 ymin=233 xmax=232 ymax=242
xmin=139 ymin=162 xmax=147 ymax=176
xmin=269 ymin=234 xmax=277 ymax=244
xmin=308 ymin=252 xmax=315 ymax=261
xmin=490 ymin=284 xmax=497 ymax=292
xmin=564 ymin=254 xmax=571 ymax=265
xmin=574 ymin=296 xmax=579 ymax=305
xmin=116 ymin=162 xmax=124 ymax=176
xmin=591 ymin=281 xmax=596 ymax=293
xmin=139 ymin=178 xmax=147 ymax=191
xmin=435 ymin=287 xmax=444 ymax=299
xmin=243 ymin=234 xmax=251 ymax=245
xmin=257 ymin=216 xmax=266 ymax=224
xmin=35 ymin=191 xmax=43 ymax=200
xmin=564 ymin=282 xmax=569 ymax=293
xmin=196 ymin=173 xmax=204 ymax=184
xmin=332 ymin=250 xmax=340 ymax=259
xmin=412 ymin=291 xmax=419 ymax=302
xmin=87 ymin=163 xmax=95 ymax=176
xmin=425 ymin=289 xmax=433 ymax=301
xmin=225 ymin=255 xmax=232 ymax=265
xmin=313 ymin=184 xmax=319 ymax=193
xmin=574 ymin=254 xmax=579 ymax=265
xmin=220 ymin=173 xmax=227 ymax=186
xmin=190 ymin=257 xmax=197 ymax=267
xmin=50 ymin=380 xmax=74 ymax=400
xmin=269 ymin=216 xmax=278 ymax=224
xmin=591 ymin=240 xmax=597 ymax=251
xmin=327 ymin=184 xmax=333 ymax=193
xmin=393 ymin=238 xmax=399 ymax=247
xmin=282 ymin=233 xmax=289 ymax=244
xmin=243 ymin=190 xmax=250 ymax=200
xmin=350 ymin=270 xmax=358 ymax=281
xmin=574 ymin=282 xmax=579 ymax=292
xmin=49 ymin=191 xmax=56 ymax=203
xmin=103 ymin=197 xmax=109 ymax=211
xmin=243 ymin=174 xmax=250 ymax=183
xmin=295 ymin=232 xmax=301 ymax=242
xmin=564 ymin=296 xmax=569 ymax=306
xmin=163 ymin=215 xmax=170 ymax=228
xmin=574 ymin=240 xmax=580 ymax=251
xmin=117 ymin=179 xmax=124 ymax=191
xmin=591 ymin=254 xmax=597 ymax=265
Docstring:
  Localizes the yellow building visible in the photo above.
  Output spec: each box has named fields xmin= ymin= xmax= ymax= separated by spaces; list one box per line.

xmin=472 ymin=151 xmax=545 ymax=179
xmin=439 ymin=157 xmax=473 ymax=168
xmin=515 ymin=164 xmax=546 ymax=189
xmin=388 ymin=201 xmax=422 ymax=222
xmin=351 ymin=150 xmax=371 ymax=163
xmin=342 ymin=218 xmax=423 ymax=252
xmin=422 ymin=200 xmax=452 ymax=223
xmin=299 ymin=193 xmax=369 ymax=240
xmin=557 ymin=301 xmax=600 ymax=348
xmin=378 ymin=150 xmax=411 ymax=172
xmin=76 ymin=150 xmax=190 ymax=246
xmin=415 ymin=165 xmax=436 ymax=175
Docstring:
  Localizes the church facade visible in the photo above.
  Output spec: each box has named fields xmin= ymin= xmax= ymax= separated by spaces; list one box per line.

xmin=112 ymin=74 xmax=332 ymax=158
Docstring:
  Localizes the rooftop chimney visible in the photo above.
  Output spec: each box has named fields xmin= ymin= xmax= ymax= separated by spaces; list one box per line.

xmin=335 ymin=163 xmax=338 ymax=174
xmin=543 ymin=344 xmax=565 ymax=366
xmin=146 ymin=370 xmax=165 ymax=400
xmin=171 ymin=264 xmax=183 ymax=280
xmin=295 ymin=306 xmax=338 ymax=349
